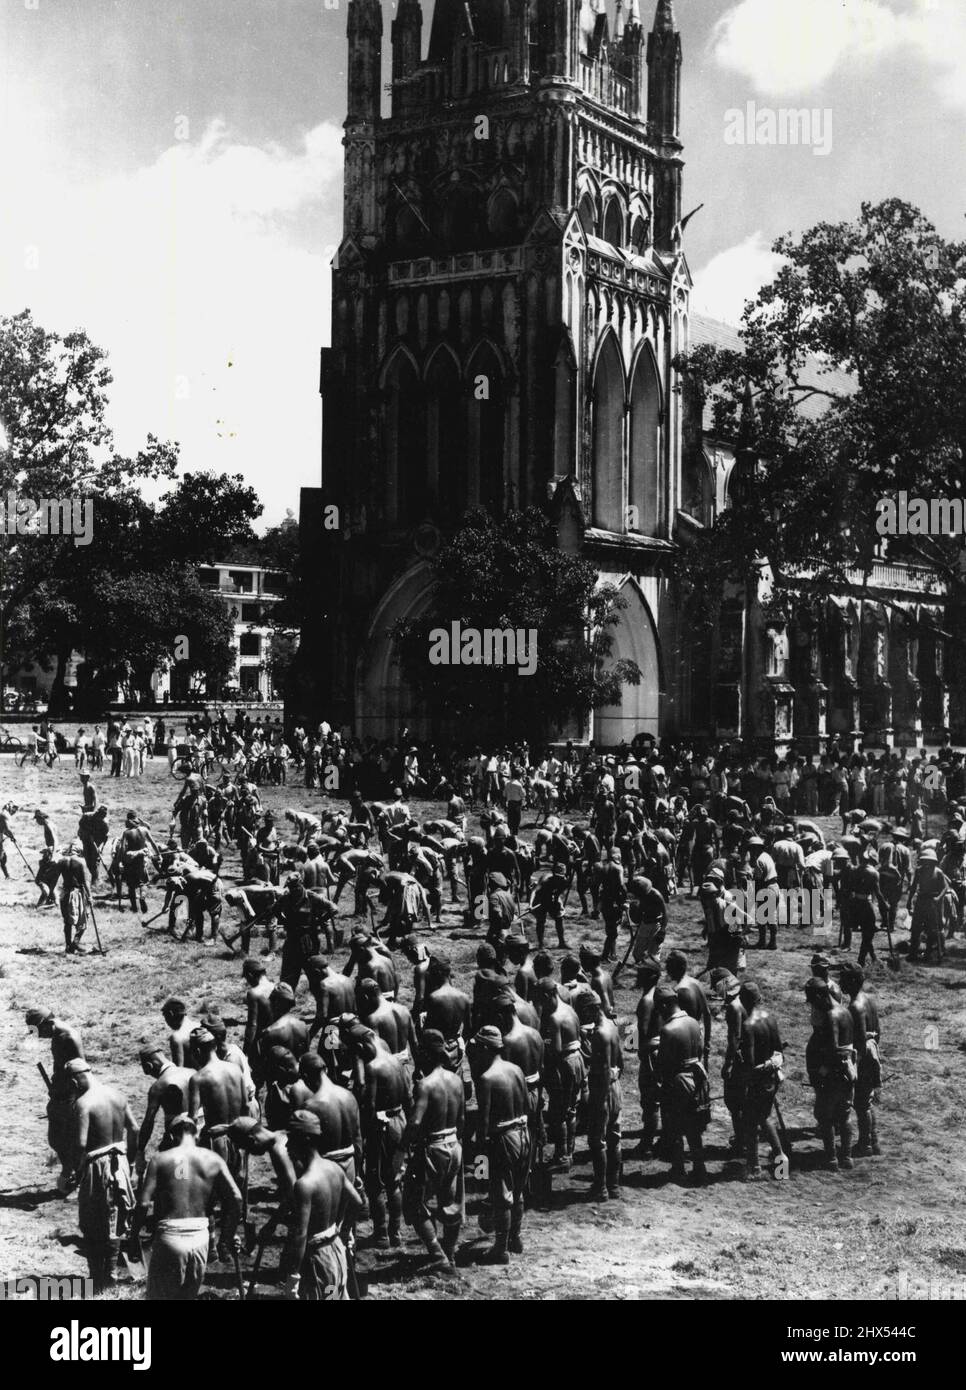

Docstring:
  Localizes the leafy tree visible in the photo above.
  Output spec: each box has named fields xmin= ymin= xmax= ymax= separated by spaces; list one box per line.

xmin=0 ymin=310 xmax=262 ymax=711
xmin=673 ymin=200 xmax=966 ymax=634
xmin=392 ymin=507 xmax=641 ymax=741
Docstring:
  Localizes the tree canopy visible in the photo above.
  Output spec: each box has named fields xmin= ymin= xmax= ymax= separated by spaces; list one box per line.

xmin=674 ymin=199 xmax=966 ymax=628
xmin=0 ymin=310 xmax=263 ymax=710
xmin=392 ymin=507 xmax=641 ymax=741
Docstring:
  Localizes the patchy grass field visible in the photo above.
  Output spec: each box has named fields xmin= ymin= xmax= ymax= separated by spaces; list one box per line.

xmin=1 ymin=752 xmax=964 ymax=1302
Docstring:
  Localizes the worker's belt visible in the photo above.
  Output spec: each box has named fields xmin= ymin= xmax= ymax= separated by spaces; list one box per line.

xmin=306 ymin=1224 xmax=339 ymax=1250
xmin=375 ymin=1106 xmax=404 ymax=1123
xmin=525 ymin=1072 xmax=541 ymax=1086
xmin=82 ymin=1141 xmax=127 ymax=1167
xmin=492 ymin=1115 xmax=528 ymax=1135
xmin=563 ymin=1040 xmax=582 ymax=1056
xmin=427 ymin=1127 xmax=458 ymax=1142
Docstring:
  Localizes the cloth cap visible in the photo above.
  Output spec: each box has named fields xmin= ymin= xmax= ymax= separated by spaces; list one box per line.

xmin=288 ymin=1110 xmax=323 ymax=1139
xmin=25 ymin=1009 xmax=54 ymax=1026
xmin=271 ymin=983 xmax=295 ymax=1002
xmin=804 ymin=978 xmax=831 ymax=1005
xmin=474 ymin=1025 xmax=504 ymax=1051
xmin=190 ymin=1027 xmax=214 ymax=1046
xmin=654 ymin=984 xmax=678 ymax=1006
xmin=64 ymin=1058 xmax=91 ymax=1076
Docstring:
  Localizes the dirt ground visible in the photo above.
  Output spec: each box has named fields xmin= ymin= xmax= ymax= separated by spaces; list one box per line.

xmin=1 ymin=751 xmax=964 ymax=1302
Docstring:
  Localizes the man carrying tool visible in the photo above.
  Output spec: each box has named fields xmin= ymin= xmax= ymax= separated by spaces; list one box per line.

xmin=49 ymin=838 xmax=94 ymax=954
xmin=135 ymin=1045 xmax=194 ymax=1170
xmin=26 ymin=1007 xmax=86 ymax=1192
xmin=736 ymin=982 xmax=787 ymax=1181
xmin=63 ymin=1059 xmax=138 ymax=1292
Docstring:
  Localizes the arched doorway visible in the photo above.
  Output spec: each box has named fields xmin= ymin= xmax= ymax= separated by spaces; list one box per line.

xmin=594 ymin=578 xmax=663 ymax=746
xmin=354 ymin=562 xmax=436 ymax=740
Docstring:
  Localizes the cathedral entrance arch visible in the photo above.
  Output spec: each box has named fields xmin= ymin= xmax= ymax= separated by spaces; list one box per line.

xmin=355 ymin=561 xmax=436 ymax=740
xmin=594 ymin=577 xmax=663 ymax=746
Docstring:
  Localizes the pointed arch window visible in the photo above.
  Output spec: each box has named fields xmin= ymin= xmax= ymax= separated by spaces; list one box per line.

xmin=603 ymin=198 xmax=623 ymax=249
xmin=592 ymin=336 xmax=624 ymax=531
xmin=467 ymin=344 xmax=505 ymax=516
xmin=629 ymin=348 xmax=661 ymax=535
xmin=426 ymin=348 xmax=463 ymax=524
xmin=383 ymin=350 xmax=424 ymax=526
xmin=577 ymin=192 xmax=596 ymax=237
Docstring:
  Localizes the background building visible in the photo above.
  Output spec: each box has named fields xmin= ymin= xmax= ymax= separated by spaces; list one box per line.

xmin=297 ymin=0 xmax=948 ymax=750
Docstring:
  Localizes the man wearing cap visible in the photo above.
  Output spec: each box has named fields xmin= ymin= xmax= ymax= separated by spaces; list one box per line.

xmin=842 ymin=851 xmax=888 ymax=965
xmin=631 ymin=957 xmax=663 ymax=1158
xmin=49 ymin=839 xmax=93 ymax=954
xmin=839 ymin=966 xmax=883 ymax=1158
xmin=358 ymin=977 xmax=416 ymax=1095
xmin=470 ymin=1025 xmax=531 ymax=1263
xmin=713 ymin=971 xmax=746 ymax=1157
xmin=530 ymin=864 xmax=570 ymax=950
xmin=505 ymin=931 xmax=536 ymax=1003
xmin=258 ymin=983 xmax=310 ymax=1062
xmin=136 ymin=1046 xmax=194 ymax=1172
xmin=737 ymin=983 xmax=787 ymax=1181
xmin=342 ymin=1020 xmax=410 ymax=1250
xmin=76 ymin=803 xmax=109 ymax=884
xmin=63 ymin=1059 xmax=138 ymax=1291
xmin=804 ymin=977 xmax=856 ymax=1170
xmin=241 ymin=959 xmax=276 ymax=1079
xmin=207 ymin=1016 xmax=257 ymax=1114
xmin=490 ymin=987 xmax=544 ymax=1168
xmin=906 ymin=847 xmax=952 ymax=962
xmin=627 ymin=873 xmax=668 ymax=965
xmin=26 ymin=1009 xmax=86 ymax=1190
xmin=278 ymin=1110 xmax=366 ymax=1299
xmin=135 ymin=1113 xmax=242 ymax=1300
xmin=655 ymin=983 xmax=710 ymax=1184
xmin=746 ymin=836 xmax=780 ymax=950
xmin=402 ymin=1030 xmax=466 ymax=1268
xmin=399 ymin=935 xmax=432 ymax=1030
xmin=534 ymin=977 xmax=584 ymax=1171
xmin=582 ymin=992 xmax=623 ymax=1201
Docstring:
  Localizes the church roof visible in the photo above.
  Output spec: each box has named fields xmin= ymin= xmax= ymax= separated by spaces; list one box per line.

xmin=689 ymin=310 xmax=855 ymax=435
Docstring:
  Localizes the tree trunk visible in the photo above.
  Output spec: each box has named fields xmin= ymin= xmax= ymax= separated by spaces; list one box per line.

xmin=47 ymin=648 xmax=71 ymax=715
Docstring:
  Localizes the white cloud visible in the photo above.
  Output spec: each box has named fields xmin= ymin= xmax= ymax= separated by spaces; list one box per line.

xmin=711 ymin=0 xmax=966 ymax=110
xmin=691 ymin=232 xmax=785 ymax=326
xmin=0 ymin=97 xmax=344 ymax=525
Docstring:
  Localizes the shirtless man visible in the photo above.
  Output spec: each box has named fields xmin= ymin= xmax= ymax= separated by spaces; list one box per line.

xmin=136 ymin=1046 xmax=194 ymax=1171
xmin=505 ymin=932 xmax=537 ymax=1002
xmin=135 ymin=1113 xmax=241 ymax=1300
xmin=471 ymin=1025 xmax=531 ymax=1264
xmin=162 ymin=998 xmax=201 ymax=1067
xmin=737 ymin=982 xmax=787 ymax=1181
xmin=402 ymin=1030 xmax=466 ymax=1269
xmin=259 ymin=983 xmax=309 ymax=1062
xmin=344 ymin=931 xmax=399 ymax=1000
xmin=341 ymin=1019 xmax=411 ymax=1250
xmin=804 ymin=977 xmax=856 ymax=1171
xmin=358 ymin=978 xmax=417 ymax=1096
xmin=631 ymin=957 xmax=663 ymax=1158
xmin=206 ymin=1016 xmax=257 ymax=1115
xmin=189 ymin=1026 xmax=248 ymax=1257
xmin=306 ymin=954 xmax=356 ymax=1043
xmin=422 ymin=957 xmax=472 ymax=1085
xmin=300 ymin=1055 xmax=363 ymax=1183
xmin=26 ymin=1008 xmax=86 ymax=1192
xmin=49 ymin=840 xmax=93 ymax=954
xmin=666 ymin=950 xmax=712 ymax=1070
xmin=278 ymin=1111 xmax=366 ymax=1300
xmin=579 ymin=942 xmax=616 ymax=1019
xmin=580 ymin=992 xmax=623 ymax=1200
xmin=656 ymin=984 xmax=710 ymax=1185
xmin=840 ymin=965 xmax=883 ymax=1159
xmin=535 ymin=977 xmax=584 ymax=1171
xmin=63 ymin=1060 xmax=137 ymax=1291
xmin=242 ymin=959 xmax=275 ymax=1077
xmin=491 ymin=987 xmax=544 ymax=1176
xmin=399 ymin=935 xmax=431 ymax=1031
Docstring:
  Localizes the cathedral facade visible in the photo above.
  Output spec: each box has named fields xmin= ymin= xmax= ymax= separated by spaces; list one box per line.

xmin=297 ymin=0 xmax=952 ymax=751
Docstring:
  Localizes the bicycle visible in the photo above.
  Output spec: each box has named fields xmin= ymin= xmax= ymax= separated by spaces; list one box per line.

xmin=170 ymin=747 xmax=225 ymax=780
xmin=0 ymin=727 xmax=23 ymax=754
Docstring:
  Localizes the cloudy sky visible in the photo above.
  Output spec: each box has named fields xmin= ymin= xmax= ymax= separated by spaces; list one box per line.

xmin=1 ymin=0 xmax=963 ymax=525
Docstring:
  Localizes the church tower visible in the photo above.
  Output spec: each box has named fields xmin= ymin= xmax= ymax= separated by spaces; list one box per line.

xmin=306 ymin=0 xmax=691 ymax=739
